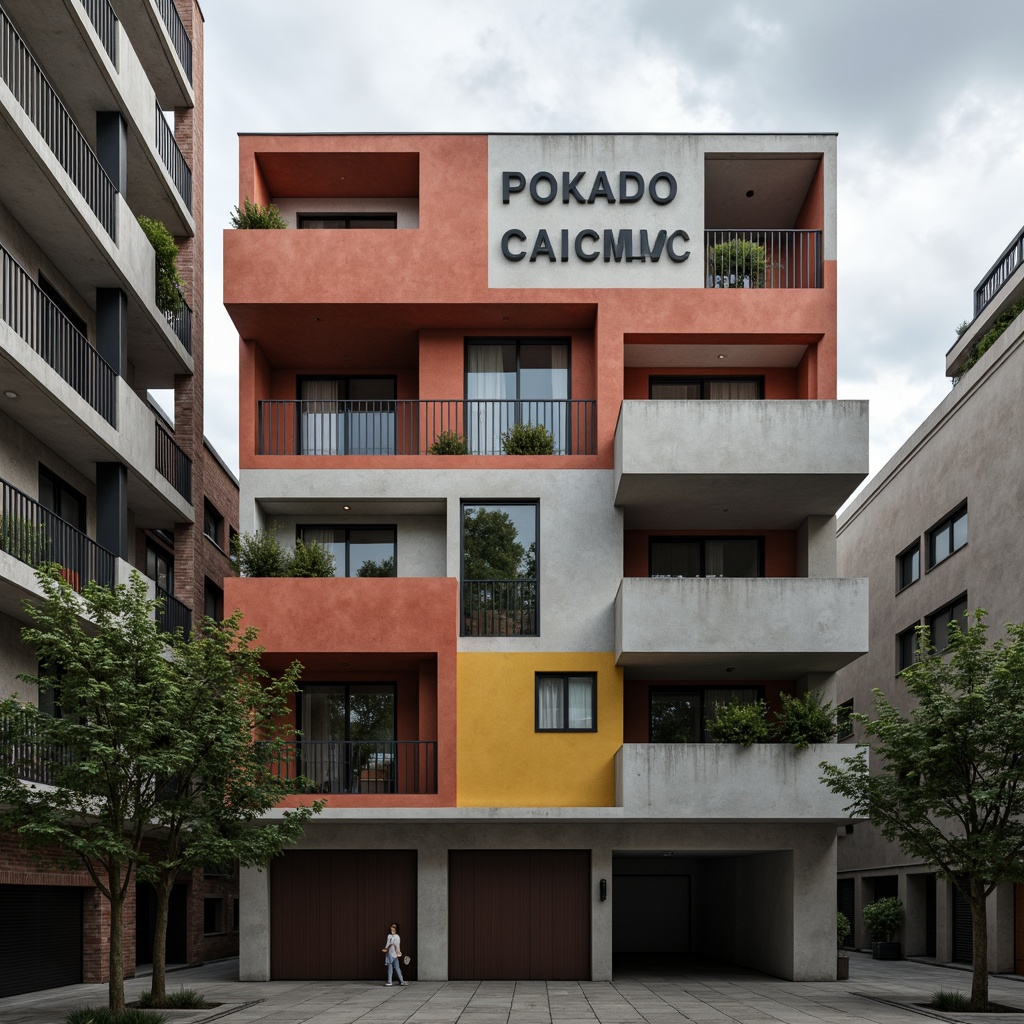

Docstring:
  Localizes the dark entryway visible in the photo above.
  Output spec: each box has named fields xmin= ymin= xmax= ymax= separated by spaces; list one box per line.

xmin=952 ymin=880 xmax=973 ymax=964
xmin=136 ymin=881 xmax=188 ymax=966
xmin=448 ymin=850 xmax=591 ymax=980
xmin=0 ymin=884 xmax=82 ymax=997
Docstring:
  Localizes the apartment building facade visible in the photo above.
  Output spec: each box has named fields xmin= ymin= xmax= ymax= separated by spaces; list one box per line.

xmin=224 ymin=132 xmax=869 ymax=982
xmin=0 ymin=0 xmax=239 ymax=996
xmin=835 ymin=224 xmax=1024 ymax=972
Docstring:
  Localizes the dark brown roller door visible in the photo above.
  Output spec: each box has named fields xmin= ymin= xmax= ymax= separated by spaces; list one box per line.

xmin=270 ymin=850 xmax=416 ymax=980
xmin=449 ymin=850 xmax=590 ymax=980
xmin=0 ymin=885 xmax=82 ymax=997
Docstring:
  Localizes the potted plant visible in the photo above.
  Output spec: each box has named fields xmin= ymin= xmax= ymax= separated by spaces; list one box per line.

xmin=708 ymin=238 xmax=767 ymax=288
xmin=501 ymin=421 xmax=555 ymax=455
xmin=863 ymin=896 xmax=903 ymax=959
xmin=836 ymin=911 xmax=851 ymax=980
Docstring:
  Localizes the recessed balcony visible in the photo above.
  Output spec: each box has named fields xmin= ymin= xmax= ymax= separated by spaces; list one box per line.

xmin=615 ymin=576 xmax=868 ymax=679
xmin=614 ymin=399 xmax=868 ymax=528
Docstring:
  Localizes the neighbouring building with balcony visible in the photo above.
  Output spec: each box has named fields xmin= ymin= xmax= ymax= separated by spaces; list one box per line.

xmin=835 ymin=224 xmax=1024 ymax=973
xmin=0 ymin=0 xmax=239 ymax=997
xmin=224 ymin=132 xmax=869 ymax=983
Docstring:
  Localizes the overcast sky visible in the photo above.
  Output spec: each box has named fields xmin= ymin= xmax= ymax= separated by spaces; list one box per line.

xmin=189 ymin=0 xmax=1024 ymax=484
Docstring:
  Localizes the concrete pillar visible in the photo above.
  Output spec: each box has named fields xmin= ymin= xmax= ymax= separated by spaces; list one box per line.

xmin=96 ymin=111 xmax=127 ymax=194
xmin=790 ymin=830 xmax=836 ymax=980
xmin=95 ymin=462 xmax=128 ymax=559
xmin=96 ymin=287 xmax=127 ymax=378
xmin=797 ymin=515 xmax=837 ymax=578
xmin=989 ymin=883 xmax=1015 ymax=972
xmin=239 ymin=865 xmax=271 ymax=981
xmin=417 ymin=841 xmax=448 ymax=980
xmin=935 ymin=877 xmax=952 ymax=962
xmin=904 ymin=872 xmax=928 ymax=957
xmin=592 ymin=845 xmax=613 ymax=981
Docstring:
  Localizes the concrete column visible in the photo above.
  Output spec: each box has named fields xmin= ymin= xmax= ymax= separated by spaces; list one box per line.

xmin=239 ymin=865 xmax=271 ymax=981
xmin=989 ymin=882 xmax=1015 ymax=972
xmin=935 ymin=877 xmax=952 ymax=962
xmin=797 ymin=515 xmax=837 ymax=578
xmin=592 ymin=845 xmax=613 ymax=981
xmin=95 ymin=462 xmax=128 ymax=559
xmin=790 ymin=830 xmax=837 ymax=980
xmin=856 ymin=875 xmax=873 ymax=949
xmin=96 ymin=112 xmax=127 ymax=194
xmin=417 ymin=841 xmax=448 ymax=980
xmin=904 ymin=872 xmax=927 ymax=957
xmin=96 ymin=287 xmax=127 ymax=377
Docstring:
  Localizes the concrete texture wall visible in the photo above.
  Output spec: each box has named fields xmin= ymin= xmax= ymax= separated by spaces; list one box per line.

xmin=0 ymin=611 xmax=37 ymax=701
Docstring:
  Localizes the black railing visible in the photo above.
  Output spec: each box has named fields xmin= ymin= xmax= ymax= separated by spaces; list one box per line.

xmin=154 ymin=424 xmax=192 ymax=501
xmin=1 ymin=245 xmax=117 ymax=425
xmin=0 ymin=477 xmax=115 ymax=590
xmin=975 ymin=226 xmax=1024 ymax=317
xmin=267 ymin=740 xmax=437 ymax=795
xmin=258 ymin=399 xmax=597 ymax=456
xmin=78 ymin=0 xmax=117 ymax=65
xmin=0 ymin=7 xmax=117 ymax=240
xmin=1 ymin=712 xmax=73 ymax=786
xmin=152 ymin=0 xmax=192 ymax=82
xmin=462 ymin=579 xmax=538 ymax=637
xmin=154 ymin=102 xmax=192 ymax=212
xmin=704 ymin=229 xmax=822 ymax=289
xmin=156 ymin=584 xmax=191 ymax=637
xmin=165 ymin=290 xmax=192 ymax=354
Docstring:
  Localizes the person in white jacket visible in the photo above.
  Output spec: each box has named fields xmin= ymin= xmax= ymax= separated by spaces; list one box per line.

xmin=381 ymin=922 xmax=407 ymax=986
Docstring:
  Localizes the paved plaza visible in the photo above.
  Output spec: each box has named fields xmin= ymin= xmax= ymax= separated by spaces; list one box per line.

xmin=1 ymin=954 xmax=1022 ymax=1024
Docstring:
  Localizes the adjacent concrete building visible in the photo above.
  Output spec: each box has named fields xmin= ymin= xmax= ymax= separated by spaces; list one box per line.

xmin=0 ymin=0 xmax=239 ymax=996
xmin=835 ymin=224 xmax=1024 ymax=972
xmin=223 ymin=132 xmax=869 ymax=982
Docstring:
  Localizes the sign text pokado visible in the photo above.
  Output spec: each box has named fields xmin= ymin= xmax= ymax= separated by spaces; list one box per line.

xmin=499 ymin=170 xmax=690 ymax=265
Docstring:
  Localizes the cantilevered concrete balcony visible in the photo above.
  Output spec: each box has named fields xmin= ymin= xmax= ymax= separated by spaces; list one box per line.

xmin=615 ymin=576 xmax=868 ymax=679
xmin=613 ymin=400 xmax=868 ymax=529
xmin=614 ymin=743 xmax=857 ymax=822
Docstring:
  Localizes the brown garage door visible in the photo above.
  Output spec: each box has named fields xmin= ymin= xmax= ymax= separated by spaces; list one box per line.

xmin=270 ymin=850 xmax=416 ymax=979
xmin=449 ymin=850 xmax=590 ymax=980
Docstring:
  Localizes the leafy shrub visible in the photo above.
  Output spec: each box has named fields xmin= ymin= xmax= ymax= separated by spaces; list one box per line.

xmin=501 ymin=422 xmax=555 ymax=455
xmin=290 ymin=538 xmax=336 ymax=578
xmin=356 ymin=556 xmax=396 ymax=578
xmin=0 ymin=514 xmax=45 ymax=566
xmin=230 ymin=196 xmax=287 ymax=229
xmin=863 ymin=896 xmax=903 ymax=942
xmin=957 ymin=297 xmax=1024 ymax=378
xmin=137 ymin=216 xmax=183 ymax=315
xmin=930 ymin=990 xmax=970 ymax=1011
xmin=231 ymin=529 xmax=290 ymax=577
xmin=709 ymin=238 xmax=767 ymax=288
xmin=137 ymin=987 xmax=213 ymax=1009
xmin=67 ymin=1008 xmax=166 ymax=1024
xmin=428 ymin=430 xmax=468 ymax=455
xmin=771 ymin=690 xmax=838 ymax=748
xmin=706 ymin=698 xmax=769 ymax=746
xmin=837 ymin=910 xmax=851 ymax=948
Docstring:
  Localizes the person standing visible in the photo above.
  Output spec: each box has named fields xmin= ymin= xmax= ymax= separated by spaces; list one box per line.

xmin=381 ymin=922 xmax=407 ymax=986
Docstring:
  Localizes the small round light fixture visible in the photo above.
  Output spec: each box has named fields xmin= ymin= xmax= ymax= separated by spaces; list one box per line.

xmin=717 ymin=354 xmax=726 ymax=360
xmin=3 ymin=390 xmax=18 ymax=399
xmin=745 ymin=189 xmax=755 ymax=198
xmin=342 ymin=505 xmax=351 ymax=511
xmin=725 ymin=667 xmax=736 ymax=673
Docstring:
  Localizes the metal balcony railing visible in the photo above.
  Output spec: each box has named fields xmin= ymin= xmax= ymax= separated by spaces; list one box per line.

xmin=0 ymin=477 xmax=115 ymax=590
xmin=164 ymin=290 xmax=192 ymax=354
xmin=78 ymin=0 xmax=117 ymax=65
xmin=156 ymin=584 xmax=191 ymax=637
xmin=974 ymin=226 xmax=1024 ymax=317
xmin=1 ymin=712 xmax=73 ymax=786
xmin=462 ymin=579 xmax=538 ymax=637
xmin=266 ymin=740 xmax=438 ymax=795
xmin=0 ymin=6 xmax=118 ymax=240
xmin=154 ymin=101 xmax=192 ymax=212
xmin=1 ymin=246 xmax=117 ymax=425
xmin=704 ymin=229 xmax=822 ymax=289
xmin=152 ymin=0 xmax=191 ymax=83
xmin=258 ymin=399 xmax=597 ymax=456
xmin=154 ymin=423 xmax=192 ymax=501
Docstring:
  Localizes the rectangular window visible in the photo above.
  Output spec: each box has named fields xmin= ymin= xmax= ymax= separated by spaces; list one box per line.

xmin=928 ymin=595 xmax=969 ymax=652
xmin=297 ymin=213 xmax=397 ymax=229
xmin=461 ymin=502 xmax=538 ymax=636
xmin=650 ymin=686 xmax=761 ymax=743
xmin=203 ymin=898 xmax=225 ymax=935
xmin=837 ymin=699 xmax=854 ymax=740
xmin=203 ymin=502 xmax=223 ymax=547
xmin=38 ymin=466 xmax=85 ymax=530
xmin=204 ymin=579 xmax=223 ymax=620
xmin=465 ymin=339 xmax=570 ymax=454
xmin=536 ymin=674 xmax=596 ymax=732
xmin=297 ymin=526 xmax=396 ymax=577
xmin=650 ymin=537 xmax=762 ymax=578
xmin=298 ymin=376 xmax=397 ymax=455
xmin=897 ymin=542 xmax=920 ymax=591
xmin=650 ymin=376 xmax=764 ymax=400
xmin=928 ymin=505 xmax=967 ymax=568
xmin=897 ymin=624 xmax=919 ymax=672
xmin=147 ymin=543 xmax=174 ymax=594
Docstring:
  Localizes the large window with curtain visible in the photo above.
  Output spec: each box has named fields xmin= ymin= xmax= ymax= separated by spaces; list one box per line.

xmin=649 ymin=376 xmax=763 ymax=400
xmin=297 ymin=526 xmax=396 ymax=577
xmin=298 ymin=377 xmax=396 ymax=455
xmin=465 ymin=339 xmax=570 ymax=454
xmin=535 ymin=674 xmax=596 ymax=732
xmin=650 ymin=537 xmax=763 ymax=578
xmin=650 ymin=687 xmax=762 ymax=743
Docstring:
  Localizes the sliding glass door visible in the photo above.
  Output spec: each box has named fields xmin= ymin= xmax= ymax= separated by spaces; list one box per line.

xmin=299 ymin=377 xmax=396 ymax=455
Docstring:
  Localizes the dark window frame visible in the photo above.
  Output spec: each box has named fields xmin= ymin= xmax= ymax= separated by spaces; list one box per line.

xmin=38 ymin=465 xmax=86 ymax=530
xmin=648 ymin=536 xmax=765 ymax=578
xmin=203 ymin=897 xmax=226 ymax=935
xmin=146 ymin=540 xmax=175 ymax=594
xmin=203 ymin=501 xmax=223 ymax=548
xmin=837 ymin=698 xmax=854 ymax=740
xmin=649 ymin=375 xmax=765 ymax=400
xmin=463 ymin=337 xmax=573 ymax=402
xmin=927 ymin=594 xmax=969 ymax=653
xmin=38 ymin=274 xmax=88 ymax=338
xmin=647 ymin=684 xmax=765 ymax=744
xmin=295 ymin=374 xmax=399 ymax=401
xmin=296 ymin=524 xmax=397 ymax=578
xmin=897 ymin=541 xmax=921 ymax=592
xmin=295 ymin=682 xmax=398 ymax=742
xmin=927 ymin=504 xmax=968 ymax=569
xmin=204 ymin=578 xmax=224 ymax=620
xmin=534 ymin=673 xmax=598 ymax=733
xmin=897 ymin=622 xmax=920 ymax=673
xmin=297 ymin=213 xmax=398 ymax=229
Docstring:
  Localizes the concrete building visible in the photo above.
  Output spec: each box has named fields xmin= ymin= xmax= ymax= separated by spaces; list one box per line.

xmin=223 ymin=132 xmax=869 ymax=983
xmin=0 ymin=0 xmax=239 ymax=996
xmin=835 ymin=224 xmax=1024 ymax=972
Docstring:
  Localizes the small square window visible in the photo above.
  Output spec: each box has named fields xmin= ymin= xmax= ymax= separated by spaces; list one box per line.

xmin=927 ymin=505 xmax=967 ymax=568
xmin=535 ymin=674 xmax=596 ymax=732
xmin=897 ymin=625 xmax=920 ymax=672
xmin=203 ymin=897 xmax=225 ymax=934
xmin=897 ymin=543 xmax=920 ymax=591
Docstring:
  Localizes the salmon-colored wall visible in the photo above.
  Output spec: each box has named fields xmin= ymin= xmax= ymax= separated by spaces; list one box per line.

xmin=623 ymin=366 xmax=799 ymax=400
xmin=795 ymin=158 xmax=824 ymax=231
xmin=623 ymin=530 xmax=797 ymax=578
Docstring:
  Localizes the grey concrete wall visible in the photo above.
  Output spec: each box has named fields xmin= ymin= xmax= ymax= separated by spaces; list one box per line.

xmin=0 ymin=610 xmax=38 ymax=702
xmin=798 ymin=516 xmax=837 ymax=578
xmin=734 ymin=851 xmax=794 ymax=978
xmin=239 ymin=864 xmax=271 ymax=981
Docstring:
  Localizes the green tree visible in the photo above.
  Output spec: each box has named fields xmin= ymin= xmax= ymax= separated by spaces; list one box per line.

xmin=820 ymin=614 xmax=1024 ymax=1010
xmin=462 ymin=507 xmax=526 ymax=580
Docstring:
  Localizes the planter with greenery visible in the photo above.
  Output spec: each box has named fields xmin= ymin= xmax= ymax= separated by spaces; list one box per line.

xmin=230 ymin=196 xmax=288 ymax=229
xmin=954 ymin=297 xmax=1024 ymax=380
xmin=501 ymin=421 xmax=556 ymax=455
xmin=772 ymin=690 xmax=839 ymax=748
xmin=231 ymin=529 xmax=335 ymax=578
xmin=707 ymin=698 xmax=770 ymax=746
xmin=428 ymin=430 xmax=469 ymax=455
xmin=837 ymin=911 xmax=851 ymax=980
xmin=137 ymin=216 xmax=183 ymax=315
xmin=709 ymin=238 xmax=767 ymax=288
xmin=863 ymin=896 xmax=903 ymax=959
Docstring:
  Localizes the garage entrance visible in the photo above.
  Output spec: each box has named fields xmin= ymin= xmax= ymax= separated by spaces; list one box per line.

xmin=270 ymin=850 xmax=416 ymax=979
xmin=449 ymin=850 xmax=590 ymax=979
xmin=0 ymin=884 xmax=82 ymax=997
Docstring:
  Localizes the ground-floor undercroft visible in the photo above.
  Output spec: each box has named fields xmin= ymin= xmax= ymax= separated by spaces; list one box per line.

xmin=241 ymin=817 xmax=840 ymax=984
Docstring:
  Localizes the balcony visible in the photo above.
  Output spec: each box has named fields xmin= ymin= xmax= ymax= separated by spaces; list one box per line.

xmin=78 ymin=0 xmax=117 ymax=65
xmin=462 ymin=579 xmax=537 ymax=637
xmin=267 ymin=740 xmax=437 ymax=795
xmin=614 ymin=400 xmax=868 ymax=528
xmin=155 ymin=422 xmax=192 ymax=502
xmin=151 ymin=0 xmax=191 ymax=84
xmin=155 ymin=583 xmax=191 ymax=636
xmin=704 ymin=230 xmax=822 ymax=289
xmin=974 ymin=225 xmax=1024 ymax=318
xmin=615 ymin=576 xmax=868 ymax=678
xmin=257 ymin=399 xmax=597 ymax=457
xmin=614 ymin=743 xmax=855 ymax=822
xmin=154 ymin=100 xmax=191 ymax=212
xmin=1 ymin=712 xmax=72 ymax=786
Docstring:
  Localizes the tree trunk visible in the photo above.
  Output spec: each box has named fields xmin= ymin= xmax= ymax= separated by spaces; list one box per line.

xmin=108 ymin=882 xmax=126 ymax=1013
xmin=150 ymin=870 xmax=176 ymax=1003
xmin=968 ymin=877 xmax=989 ymax=1012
